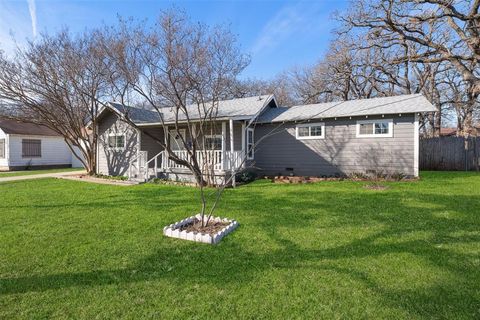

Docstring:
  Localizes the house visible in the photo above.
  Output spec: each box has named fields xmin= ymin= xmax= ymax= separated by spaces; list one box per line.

xmin=0 ymin=119 xmax=84 ymax=170
xmin=94 ymin=93 xmax=436 ymax=182
xmin=440 ymin=126 xmax=480 ymax=137
xmin=440 ymin=127 xmax=457 ymax=137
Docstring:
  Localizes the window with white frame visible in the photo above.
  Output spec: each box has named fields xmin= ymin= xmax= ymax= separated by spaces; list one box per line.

xmin=247 ymin=128 xmax=254 ymax=159
xmin=356 ymin=119 xmax=393 ymax=137
xmin=108 ymin=135 xmax=125 ymax=149
xmin=295 ymin=122 xmax=325 ymax=140
xmin=22 ymin=139 xmax=41 ymax=157
xmin=204 ymin=135 xmax=222 ymax=150
xmin=0 ymin=139 xmax=5 ymax=158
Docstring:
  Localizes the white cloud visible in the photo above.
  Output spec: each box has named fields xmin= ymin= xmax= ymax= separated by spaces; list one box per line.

xmin=27 ymin=0 xmax=37 ymax=37
xmin=0 ymin=1 xmax=32 ymax=56
xmin=250 ymin=2 xmax=326 ymax=56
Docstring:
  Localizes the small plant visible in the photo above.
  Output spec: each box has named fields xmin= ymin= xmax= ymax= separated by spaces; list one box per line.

xmin=366 ymin=169 xmax=386 ymax=180
xmin=389 ymin=172 xmax=407 ymax=181
xmin=24 ymin=160 xmax=33 ymax=171
xmin=236 ymin=171 xmax=257 ymax=184
xmin=150 ymin=177 xmax=169 ymax=184
xmin=348 ymin=172 xmax=368 ymax=180
xmin=94 ymin=174 xmax=128 ymax=181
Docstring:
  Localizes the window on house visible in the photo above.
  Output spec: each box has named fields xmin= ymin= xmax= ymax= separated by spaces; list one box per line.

xmin=108 ymin=135 xmax=125 ymax=149
xmin=0 ymin=139 xmax=5 ymax=158
xmin=204 ymin=135 xmax=222 ymax=150
xmin=22 ymin=139 xmax=41 ymax=157
xmin=247 ymin=128 xmax=254 ymax=159
xmin=356 ymin=119 xmax=393 ymax=137
xmin=296 ymin=123 xmax=325 ymax=140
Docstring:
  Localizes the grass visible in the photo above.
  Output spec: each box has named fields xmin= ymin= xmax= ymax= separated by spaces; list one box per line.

xmin=0 ymin=167 xmax=84 ymax=178
xmin=0 ymin=171 xmax=479 ymax=319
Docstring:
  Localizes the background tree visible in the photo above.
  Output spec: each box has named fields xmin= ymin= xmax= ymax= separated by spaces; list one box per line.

xmin=0 ymin=30 xmax=111 ymax=174
xmin=338 ymin=0 xmax=480 ymax=136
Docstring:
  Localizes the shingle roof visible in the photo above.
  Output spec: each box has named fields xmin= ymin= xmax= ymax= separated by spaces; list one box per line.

xmin=0 ymin=119 xmax=60 ymax=136
xmin=107 ymin=95 xmax=275 ymax=125
xmin=257 ymin=94 xmax=437 ymax=123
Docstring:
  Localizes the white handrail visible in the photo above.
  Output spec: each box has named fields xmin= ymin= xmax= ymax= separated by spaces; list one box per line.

xmin=141 ymin=149 xmax=245 ymax=181
xmin=144 ymin=151 xmax=164 ymax=180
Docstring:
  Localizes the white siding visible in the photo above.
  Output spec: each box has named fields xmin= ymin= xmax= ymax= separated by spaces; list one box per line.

xmin=8 ymin=134 xmax=72 ymax=167
xmin=97 ymin=112 xmax=139 ymax=176
xmin=0 ymin=128 xmax=8 ymax=167
xmin=71 ymin=146 xmax=86 ymax=168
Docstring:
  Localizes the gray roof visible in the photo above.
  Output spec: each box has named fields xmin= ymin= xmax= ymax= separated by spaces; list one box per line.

xmin=107 ymin=95 xmax=275 ymax=125
xmin=257 ymin=94 xmax=437 ymax=123
xmin=0 ymin=118 xmax=60 ymax=136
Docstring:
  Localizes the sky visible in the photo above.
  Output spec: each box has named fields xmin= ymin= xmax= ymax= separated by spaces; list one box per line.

xmin=0 ymin=0 xmax=349 ymax=80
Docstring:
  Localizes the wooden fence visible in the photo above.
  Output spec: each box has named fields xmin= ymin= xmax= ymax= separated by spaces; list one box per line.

xmin=420 ymin=137 xmax=480 ymax=171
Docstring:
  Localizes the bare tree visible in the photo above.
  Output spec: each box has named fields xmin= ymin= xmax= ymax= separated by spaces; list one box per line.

xmin=227 ymin=76 xmax=295 ymax=106
xmin=100 ymin=11 xmax=251 ymax=227
xmin=0 ymin=30 xmax=111 ymax=174
xmin=339 ymin=0 xmax=480 ymax=135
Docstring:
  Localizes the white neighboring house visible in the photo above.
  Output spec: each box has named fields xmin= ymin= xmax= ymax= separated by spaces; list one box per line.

xmin=0 ymin=119 xmax=84 ymax=171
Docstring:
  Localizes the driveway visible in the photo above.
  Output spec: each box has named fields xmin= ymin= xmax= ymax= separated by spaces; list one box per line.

xmin=0 ymin=170 xmax=87 ymax=183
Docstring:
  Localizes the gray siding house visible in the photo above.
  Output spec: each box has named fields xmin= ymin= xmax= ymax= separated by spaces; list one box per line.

xmin=94 ymin=94 xmax=436 ymax=182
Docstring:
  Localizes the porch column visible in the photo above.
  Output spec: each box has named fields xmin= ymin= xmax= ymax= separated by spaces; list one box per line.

xmin=221 ymin=122 xmax=226 ymax=171
xmin=229 ymin=119 xmax=234 ymax=152
xmin=164 ymin=125 xmax=169 ymax=169
xmin=241 ymin=122 xmax=246 ymax=168
xmin=229 ymin=119 xmax=236 ymax=188
xmin=136 ymin=128 xmax=142 ymax=179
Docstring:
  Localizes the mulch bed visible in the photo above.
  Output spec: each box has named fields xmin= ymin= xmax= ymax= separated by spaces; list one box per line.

xmin=62 ymin=174 xmax=136 ymax=186
xmin=178 ymin=219 xmax=230 ymax=235
xmin=267 ymin=175 xmax=417 ymax=184
xmin=269 ymin=176 xmax=339 ymax=184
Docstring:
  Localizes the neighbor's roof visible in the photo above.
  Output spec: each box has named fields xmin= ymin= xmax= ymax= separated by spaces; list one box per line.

xmin=106 ymin=95 xmax=276 ymax=125
xmin=0 ymin=118 xmax=60 ymax=136
xmin=257 ymin=94 xmax=437 ymax=123
xmin=440 ymin=128 xmax=457 ymax=136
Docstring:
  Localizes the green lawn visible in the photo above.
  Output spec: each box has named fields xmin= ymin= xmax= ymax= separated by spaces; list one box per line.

xmin=0 ymin=172 xmax=479 ymax=319
xmin=0 ymin=167 xmax=84 ymax=178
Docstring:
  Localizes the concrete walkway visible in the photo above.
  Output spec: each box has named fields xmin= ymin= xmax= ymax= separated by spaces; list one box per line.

xmin=0 ymin=170 xmax=87 ymax=183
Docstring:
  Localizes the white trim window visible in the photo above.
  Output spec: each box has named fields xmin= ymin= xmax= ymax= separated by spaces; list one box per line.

xmin=108 ymin=134 xmax=126 ymax=149
xmin=356 ymin=119 xmax=393 ymax=138
xmin=204 ymin=135 xmax=223 ymax=150
xmin=296 ymin=122 xmax=325 ymax=140
xmin=247 ymin=128 xmax=254 ymax=160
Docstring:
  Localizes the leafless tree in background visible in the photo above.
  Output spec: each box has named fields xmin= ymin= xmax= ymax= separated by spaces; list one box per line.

xmin=228 ymin=76 xmax=295 ymax=106
xmin=338 ymin=0 xmax=480 ymax=136
xmin=0 ymin=31 xmax=111 ymax=174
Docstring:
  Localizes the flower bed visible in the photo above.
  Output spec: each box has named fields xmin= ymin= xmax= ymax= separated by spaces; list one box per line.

xmin=163 ymin=214 xmax=239 ymax=244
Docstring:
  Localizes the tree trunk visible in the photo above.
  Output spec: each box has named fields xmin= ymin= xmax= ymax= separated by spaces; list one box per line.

xmin=434 ymin=110 xmax=441 ymax=137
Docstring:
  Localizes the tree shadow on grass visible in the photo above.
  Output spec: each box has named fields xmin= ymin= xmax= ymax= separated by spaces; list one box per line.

xmin=1 ymin=183 xmax=479 ymax=318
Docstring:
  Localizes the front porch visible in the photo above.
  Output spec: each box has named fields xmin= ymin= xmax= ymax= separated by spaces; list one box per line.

xmin=128 ymin=120 xmax=252 ymax=183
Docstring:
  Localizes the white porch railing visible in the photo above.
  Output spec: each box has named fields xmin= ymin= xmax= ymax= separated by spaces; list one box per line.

xmin=128 ymin=150 xmax=148 ymax=180
xmin=144 ymin=150 xmax=244 ymax=180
